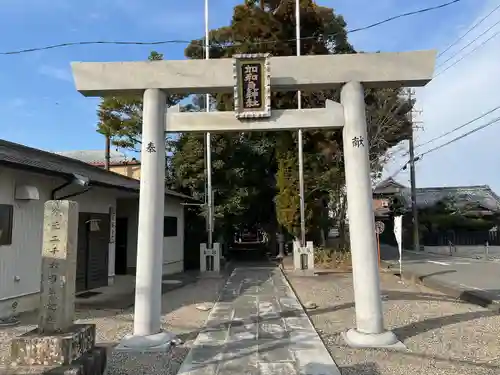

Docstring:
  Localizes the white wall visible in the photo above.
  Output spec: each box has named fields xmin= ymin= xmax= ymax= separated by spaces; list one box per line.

xmin=163 ymin=198 xmax=185 ymax=274
xmin=0 ymin=168 xmax=52 ymax=305
xmin=0 ymin=166 xmax=118 ymax=315
xmin=117 ymin=196 xmax=185 ymax=276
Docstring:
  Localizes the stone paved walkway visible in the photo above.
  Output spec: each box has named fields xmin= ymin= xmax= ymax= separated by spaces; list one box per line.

xmin=177 ymin=267 xmax=341 ymax=375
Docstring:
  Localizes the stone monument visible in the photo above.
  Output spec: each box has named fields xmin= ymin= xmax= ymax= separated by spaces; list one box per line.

xmin=5 ymin=200 xmax=107 ymax=375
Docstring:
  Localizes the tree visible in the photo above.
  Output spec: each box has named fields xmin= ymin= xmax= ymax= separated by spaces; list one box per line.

xmin=172 ymin=0 xmax=414 ymax=246
xmin=388 ymin=196 xmax=406 ymax=218
xmin=275 ymin=149 xmax=300 ymax=237
xmin=105 ymin=1 xmax=415 ymax=249
xmin=418 ymin=197 xmax=499 ymax=233
xmin=96 ymin=51 xmax=185 ymax=152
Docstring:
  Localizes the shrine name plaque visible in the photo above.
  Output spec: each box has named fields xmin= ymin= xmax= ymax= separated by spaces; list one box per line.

xmin=233 ymin=53 xmax=271 ymax=119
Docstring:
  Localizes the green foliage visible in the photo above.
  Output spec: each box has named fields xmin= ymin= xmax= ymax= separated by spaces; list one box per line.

xmin=389 ymin=196 xmax=406 ymax=217
xmin=177 ymin=0 xmax=412 ymax=243
xmin=419 ymin=197 xmax=497 ymax=232
xmin=96 ymin=1 xmax=415 ymax=246
xmin=275 ymin=149 xmax=299 ymax=237
xmin=314 ymin=246 xmax=351 ymax=269
xmin=96 ymin=51 xmax=185 ymax=151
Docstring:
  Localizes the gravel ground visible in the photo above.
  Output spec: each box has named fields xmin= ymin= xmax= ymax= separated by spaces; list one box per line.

xmin=4 ymin=270 xmax=499 ymax=374
xmin=287 ymin=271 xmax=500 ymax=375
xmin=0 ymin=277 xmax=226 ymax=375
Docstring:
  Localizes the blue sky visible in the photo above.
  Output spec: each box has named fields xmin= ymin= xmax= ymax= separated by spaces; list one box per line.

xmin=0 ymin=0 xmax=498 ymax=190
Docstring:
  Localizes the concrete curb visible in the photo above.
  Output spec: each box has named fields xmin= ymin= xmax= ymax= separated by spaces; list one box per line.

xmin=278 ymin=264 xmax=343 ymax=371
xmin=402 ymin=249 xmax=499 ymax=263
xmin=380 ymin=260 xmax=500 ymax=312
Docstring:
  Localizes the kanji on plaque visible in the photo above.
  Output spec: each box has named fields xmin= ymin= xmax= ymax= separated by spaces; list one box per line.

xmin=233 ymin=53 xmax=271 ymax=119
xmin=242 ymin=64 xmax=262 ymax=109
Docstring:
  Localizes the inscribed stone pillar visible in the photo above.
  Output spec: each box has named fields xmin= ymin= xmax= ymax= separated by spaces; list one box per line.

xmin=293 ymin=241 xmax=314 ymax=270
xmin=200 ymin=242 xmax=221 ymax=273
xmin=38 ymin=200 xmax=79 ymax=334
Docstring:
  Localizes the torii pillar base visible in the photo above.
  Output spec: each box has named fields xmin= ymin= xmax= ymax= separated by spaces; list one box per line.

xmin=342 ymin=329 xmax=405 ymax=349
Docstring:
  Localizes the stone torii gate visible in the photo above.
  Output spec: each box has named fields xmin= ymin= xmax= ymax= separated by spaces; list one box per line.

xmin=71 ymin=50 xmax=436 ymax=351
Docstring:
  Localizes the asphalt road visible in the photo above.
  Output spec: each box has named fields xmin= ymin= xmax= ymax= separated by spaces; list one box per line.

xmin=380 ymin=244 xmax=500 ymax=303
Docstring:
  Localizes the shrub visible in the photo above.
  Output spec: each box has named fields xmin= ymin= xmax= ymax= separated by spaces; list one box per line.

xmin=314 ymin=246 xmax=352 ymax=269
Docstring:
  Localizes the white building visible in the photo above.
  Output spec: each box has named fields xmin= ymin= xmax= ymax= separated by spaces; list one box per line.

xmin=0 ymin=139 xmax=194 ymax=316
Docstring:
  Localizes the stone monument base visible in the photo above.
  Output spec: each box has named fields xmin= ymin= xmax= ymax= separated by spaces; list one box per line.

xmin=5 ymin=324 xmax=107 ymax=375
xmin=2 ymin=347 xmax=107 ymax=375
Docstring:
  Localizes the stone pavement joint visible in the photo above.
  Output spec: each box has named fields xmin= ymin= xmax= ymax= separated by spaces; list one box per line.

xmin=176 ymin=267 xmax=341 ymax=375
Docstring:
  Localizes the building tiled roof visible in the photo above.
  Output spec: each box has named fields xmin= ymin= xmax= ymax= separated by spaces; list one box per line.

xmin=54 ymin=150 xmax=140 ymax=166
xmin=374 ymin=178 xmax=407 ymax=193
xmin=372 ymin=178 xmax=500 ymax=215
xmin=0 ymin=139 xmax=193 ymax=201
xmin=400 ymin=185 xmax=500 ymax=213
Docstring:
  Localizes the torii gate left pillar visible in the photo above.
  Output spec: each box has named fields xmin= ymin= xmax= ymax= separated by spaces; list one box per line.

xmin=71 ymin=50 xmax=435 ymax=351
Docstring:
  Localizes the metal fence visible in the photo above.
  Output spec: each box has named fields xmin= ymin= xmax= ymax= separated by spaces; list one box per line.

xmin=421 ymin=230 xmax=500 ymax=246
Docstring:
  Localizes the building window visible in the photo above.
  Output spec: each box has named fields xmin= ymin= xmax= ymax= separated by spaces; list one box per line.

xmin=163 ymin=216 xmax=177 ymax=237
xmin=0 ymin=204 xmax=13 ymax=246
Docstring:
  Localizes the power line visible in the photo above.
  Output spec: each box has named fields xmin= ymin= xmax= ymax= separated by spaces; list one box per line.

xmin=347 ymin=0 xmax=463 ymax=34
xmin=391 ymin=114 xmax=500 ymax=179
xmin=434 ymin=28 xmax=500 ymax=77
xmin=399 ymin=104 xmax=500 ymax=158
xmin=437 ymin=2 xmax=500 ymax=58
xmin=0 ymin=0 xmax=464 ymax=56
xmin=414 ymin=104 xmax=500 ymax=149
xmin=436 ymin=17 xmax=500 ymax=69
xmin=419 ymin=115 xmax=500 ymax=157
xmin=387 ymin=162 xmax=409 ymax=180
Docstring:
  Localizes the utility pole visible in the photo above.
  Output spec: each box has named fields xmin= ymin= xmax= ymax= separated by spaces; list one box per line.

xmin=104 ymin=135 xmax=111 ymax=171
xmin=407 ymin=89 xmax=422 ymax=252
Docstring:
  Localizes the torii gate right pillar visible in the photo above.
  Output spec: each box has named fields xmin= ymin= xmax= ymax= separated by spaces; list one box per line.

xmin=341 ymin=81 xmax=401 ymax=347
